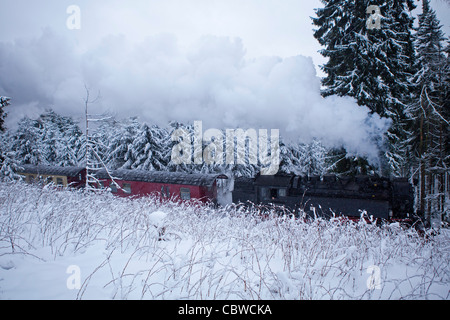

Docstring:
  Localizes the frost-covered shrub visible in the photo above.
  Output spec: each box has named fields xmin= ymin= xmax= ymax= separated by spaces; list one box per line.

xmin=0 ymin=181 xmax=448 ymax=300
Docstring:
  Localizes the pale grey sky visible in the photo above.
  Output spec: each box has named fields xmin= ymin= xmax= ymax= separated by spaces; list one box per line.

xmin=1 ymin=1 xmax=448 ymax=63
xmin=0 ymin=1 xmax=326 ymax=62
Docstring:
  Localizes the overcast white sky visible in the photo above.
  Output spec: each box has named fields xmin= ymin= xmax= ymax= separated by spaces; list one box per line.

xmin=1 ymin=0 xmax=327 ymax=64
xmin=1 ymin=1 xmax=448 ymax=63
xmin=0 ymin=0 xmax=449 ymax=160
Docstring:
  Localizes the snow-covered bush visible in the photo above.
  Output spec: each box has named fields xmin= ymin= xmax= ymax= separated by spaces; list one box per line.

xmin=0 ymin=181 xmax=448 ymax=299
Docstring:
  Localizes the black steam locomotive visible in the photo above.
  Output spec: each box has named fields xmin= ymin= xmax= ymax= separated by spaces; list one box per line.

xmin=232 ymin=174 xmax=415 ymax=222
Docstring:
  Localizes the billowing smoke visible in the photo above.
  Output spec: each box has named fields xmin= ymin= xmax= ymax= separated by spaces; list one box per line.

xmin=0 ymin=28 xmax=390 ymax=163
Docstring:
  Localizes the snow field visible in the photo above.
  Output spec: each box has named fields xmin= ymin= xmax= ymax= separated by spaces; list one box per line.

xmin=0 ymin=181 xmax=449 ymax=300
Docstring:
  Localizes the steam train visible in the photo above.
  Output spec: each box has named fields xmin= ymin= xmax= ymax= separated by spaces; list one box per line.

xmin=18 ymin=165 xmax=415 ymax=222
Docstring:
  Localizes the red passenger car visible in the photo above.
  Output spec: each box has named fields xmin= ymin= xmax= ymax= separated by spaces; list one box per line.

xmin=18 ymin=165 xmax=230 ymax=205
xmin=95 ymin=168 xmax=229 ymax=204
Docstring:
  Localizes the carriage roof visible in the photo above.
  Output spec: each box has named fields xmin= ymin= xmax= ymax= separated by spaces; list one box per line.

xmin=95 ymin=168 xmax=228 ymax=187
xmin=19 ymin=164 xmax=85 ymax=177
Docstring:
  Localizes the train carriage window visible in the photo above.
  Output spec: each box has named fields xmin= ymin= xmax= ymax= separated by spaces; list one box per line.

xmin=264 ymin=188 xmax=287 ymax=200
xmin=46 ymin=176 xmax=54 ymax=184
xmin=56 ymin=178 xmax=64 ymax=186
xmin=270 ymin=188 xmax=278 ymax=199
xmin=180 ymin=188 xmax=191 ymax=200
xmin=123 ymin=183 xmax=132 ymax=194
xmin=260 ymin=187 xmax=268 ymax=199
xmin=109 ymin=183 xmax=118 ymax=193
xmin=161 ymin=186 xmax=170 ymax=198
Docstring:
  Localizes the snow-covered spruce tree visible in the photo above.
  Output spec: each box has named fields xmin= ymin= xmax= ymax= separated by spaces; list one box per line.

xmin=0 ymin=132 xmax=22 ymax=181
xmin=105 ymin=117 xmax=140 ymax=170
xmin=128 ymin=123 xmax=170 ymax=171
xmin=312 ymin=0 xmax=417 ymax=176
xmin=406 ymin=0 xmax=448 ymax=220
xmin=0 ymin=96 xmax=21 ymax=181
xmin=444 ymin=39 xmax=450 ymax=177
xmin=9 ymin=111 xmax=83 ymax=167
xmin=38 ymin=112 xmax=59 ymax=165
xmin=444 ymin=39 xmax=450 ymax=222
xmin=0 ymin=96 xmax=10 ymax=167
xmin=38 ymin=110 xmax=84 ymax=167
xmin=10 ymin=116 xmax=44 ymax=165
xmin=0 ymin=96 xmax=10 ymax=133
xmin=279 ymin=139 xmax=328 ymax=176
xmin=278 ymin=140 xmax=302 ymax=176
xmin=166 ymin=121 xmax=195 ymax=173
xmin=302 ymin=139 xmax=329 ymax=176
xmin=57 ymin=117 xmax=84 ymax=167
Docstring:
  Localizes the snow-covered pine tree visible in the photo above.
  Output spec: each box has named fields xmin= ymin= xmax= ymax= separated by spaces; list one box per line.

xmin=406 ymin=0 xmax=448 ymax=221
xmin=0 ymin=131 xmax=21 ymax=181
xmin=11 ymin=110 xmax=84 ymax=167
xmin=37 ymin=110 xmax=84 ymax=167
xmin=0 ymin=96 xmax=10 ymax=170
xmin=0 ymin=97 xmax=21 ymax=181
xmin=10 ymin=116 xmax=44 ymax=165
xmin=444 ymin=39 xmax=450 ymax=178
xmin=56 ymin=117 xmax=84 ymax=167
xmin=128 ymin=123 xmax=170 ymax=171
xmin=167 ymin=122 xmax=196 ymax=174
xmin=105 ymin=117 xmax=140 ymax=169
xmin=279 ymin=139 xmax=328 ymax=176
xmin=0 ymin=96 xmax=10 ymax=133
xmin=38 ymin=111 xmax=59 ymax=165
xmin=300 ymin=139 xmax=328 ymax=176
xmin=278 ymin=140 xmax=302 ymax=175
xmin=444 ymin=39 xmax=450 ymax=222
xmin=312 ymin=0 xmax=417 ymax=176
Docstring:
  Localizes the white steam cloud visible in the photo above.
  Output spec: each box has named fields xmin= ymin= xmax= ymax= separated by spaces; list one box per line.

xmin=0 ymin=28 xmax=390 ymax=162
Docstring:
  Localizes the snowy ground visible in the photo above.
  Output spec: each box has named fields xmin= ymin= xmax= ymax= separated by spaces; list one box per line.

xmin=0 ymin=181 xmax=449 ymax=300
